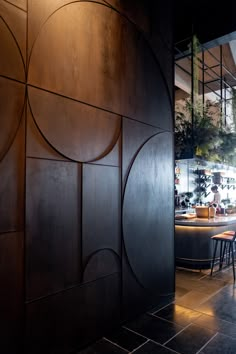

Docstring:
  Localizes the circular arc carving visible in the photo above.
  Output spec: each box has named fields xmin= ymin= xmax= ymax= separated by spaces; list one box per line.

xmin=122 ymin=132 xmax=174 ymax=291
xmin=28 ymin=2 xmax=170 ymax=162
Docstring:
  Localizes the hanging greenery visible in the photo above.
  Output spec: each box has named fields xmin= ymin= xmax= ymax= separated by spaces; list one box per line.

xmin=175 ymin=98 xmax=236 ymax=165
xmin=175 ymin=33 xmax=236 ymax=165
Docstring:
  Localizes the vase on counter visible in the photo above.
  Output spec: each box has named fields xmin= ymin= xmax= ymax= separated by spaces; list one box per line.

xmin=209 ymin=206 xmax=216 ymax=218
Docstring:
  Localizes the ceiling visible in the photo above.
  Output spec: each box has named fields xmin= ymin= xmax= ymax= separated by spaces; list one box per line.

xmin=175 ymin=40 xmax=236 ymax=102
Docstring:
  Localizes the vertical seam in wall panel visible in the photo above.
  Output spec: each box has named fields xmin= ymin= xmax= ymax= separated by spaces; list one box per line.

xmin=23 ymin=0 xmax=29 ymax=351
xmin=120 ymin=117 xmax=123 ymax=321
xmin=81 ymin=163 xmax=84 ymax=283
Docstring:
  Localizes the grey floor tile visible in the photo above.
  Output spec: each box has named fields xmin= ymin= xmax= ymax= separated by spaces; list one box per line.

xmin=194 ymin=313 xmax=236 ymax=338
xmin=175 ymin=286 xmax=191 ymax=299
xmin=125 ymin=313 xmax=183 ymax=345
xmin=132 ymin=340 xmax=180 ymax=353
xmin=175 ymin=290 xmax=213 ymax=309
xmin=77 ymin=338 xmax=128 ymax=353
xmin=153 ymin=303 xmax=202 ymax=326
xmin=105 ymin=327 xmax=147 ymax=352
xmin=199 ymin=332 xmax=236 ymax=354
xmin=196 ymin=286 xmax=236 ymax=323
xmin=165 ymin=324 xmax=215 ymax=354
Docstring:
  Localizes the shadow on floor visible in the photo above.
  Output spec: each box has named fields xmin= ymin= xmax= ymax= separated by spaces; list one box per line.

xmin=77 ymin=266 xmax=236 ymax=354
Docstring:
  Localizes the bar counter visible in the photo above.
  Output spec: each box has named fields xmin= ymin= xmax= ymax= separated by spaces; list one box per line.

xmin=175 ymin=214 xmax=236 ymax=269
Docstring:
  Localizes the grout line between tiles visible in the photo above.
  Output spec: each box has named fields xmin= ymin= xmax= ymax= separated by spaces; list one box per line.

xmin=130 ymin=339 xmax=150 ymax=353
xmin=148 ymin=300 xmax=175 ymax=315
xmin=163 ymin=323 xmax=192 ymax=346
xmin=103 ymin=337 xmax=129 ymax=353
xmin=122 ymin=326 xmax=149 ymax=340
xmin=193 ymin=313 xmax=236 ymax=329
xmin=149 ymin=339 xmax=182 ymax=354
xmin=151 ymin=313 xmax=175 ymax=324
xmin=150 ymin=313 xmax=190 ymax=328
xmin=196 ymin=332 xmax=218 ymax=353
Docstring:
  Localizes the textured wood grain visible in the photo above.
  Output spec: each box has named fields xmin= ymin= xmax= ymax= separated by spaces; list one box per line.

xmin=0 ymin=232 xmax=24 ymax=354
xmin=83 ymin=249 xmax=120 ymax=283
xmin=27 ymin=0 xmax=99 ymax=53
xmin=123 ymin=132 xmax=175 ymax=292
xmin=0 ymin=77 xmax=25 ymax=161
xmin=28 ymin=86 xmax=121 ymax=162
xmin=28 ymin=2 xmax=170 ymax=128
xmin=26 ymin=159 xmax=82 ymax=300
xmin=5 ymin=0 xmax=27 ymax=11
xmin=0 ymin=113 xmax=25 ymax=233
xmin=26 ymin=104 xmax=67 ymax=161
xmin=82 ymin=163 xmax=121 ymax=265
xmin=0 ymin=3 xmax=26 ymax=71
xmin=122 ymin=118 xmax=160 ymax=189
xmin=25 ymin=274 xmax=121 ymax=354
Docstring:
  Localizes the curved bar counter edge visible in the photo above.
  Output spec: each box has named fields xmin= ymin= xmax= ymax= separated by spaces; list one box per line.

xmin=175 ymin=215 xmax=236 ymax=269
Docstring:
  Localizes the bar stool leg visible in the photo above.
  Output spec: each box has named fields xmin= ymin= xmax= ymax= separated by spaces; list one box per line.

xmin=211 ymin=240 xmax=218 ymax=276
xmin=219 ymin=240 xmax=224 ymax=269
xmin=222 ymin=241 xmax=227 ymax=265
xmin=231 ymin=242 xmax=235 ymax=282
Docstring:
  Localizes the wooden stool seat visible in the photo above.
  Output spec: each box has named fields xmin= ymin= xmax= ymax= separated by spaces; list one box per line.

xmin=211 ymin=231 xmax=236 ymax=281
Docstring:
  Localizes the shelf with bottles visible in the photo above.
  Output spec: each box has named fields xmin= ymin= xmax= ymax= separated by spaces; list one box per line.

xmin=212 ymin=173 xmax=236 ymax=190
xmin=175 ymin=163 xmax=181 ymax=185
xmin=193 ymin=168 xmax=212 ymax=200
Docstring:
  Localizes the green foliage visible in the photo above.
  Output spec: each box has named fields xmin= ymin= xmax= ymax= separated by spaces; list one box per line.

xmin=175 ymin=98 xmax=236 ymax=166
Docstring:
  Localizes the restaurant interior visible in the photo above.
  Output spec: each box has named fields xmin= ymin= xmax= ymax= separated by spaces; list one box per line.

xmin=1 ymin=0 xmax=236 ymax=353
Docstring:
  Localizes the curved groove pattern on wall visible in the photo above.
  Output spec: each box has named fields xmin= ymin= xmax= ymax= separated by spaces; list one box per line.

xmin=0 ymin=17 xmax=25 ymax=81
xmin=26 ymin=107 xmax=69 ymax=161
xmin=28 ymin=2 xmax=171 ymax=129
xmin=83 ymin=249 xmax=120 ymax=283
xmin=26 ymin=158 xmax=82 ymax=300
xmin=6 ymin=0 xmax=27 ymax=11
xmin=82 ymin=163 xmax=121 ymax=260
xmin=28 ymin=86 xmax=121 ymax=162
xmin=123 ymin=132 xmax=174 ymax=291
xmin=0 ymin=77 xmax=25 ymax=162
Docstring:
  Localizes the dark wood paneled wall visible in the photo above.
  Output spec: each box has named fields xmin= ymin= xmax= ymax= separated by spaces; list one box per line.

xmin=0 ymin=0 xmax=174 ymax=353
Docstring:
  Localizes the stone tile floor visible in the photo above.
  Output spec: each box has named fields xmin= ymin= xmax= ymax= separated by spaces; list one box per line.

xmin=77 ymin=265 xmax=236 ymax=353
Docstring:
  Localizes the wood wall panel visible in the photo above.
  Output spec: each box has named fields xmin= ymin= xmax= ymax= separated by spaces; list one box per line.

xmin=83 ymin=249 xmax=120 ymax=283
xmin=82 ymin=164 xmax=121 ymax=267
xmin=28 ymin=86 xmax=121 ymax=162
xmin=27 ymin=2 xmax=171 ymax=130
xmin=0 ymin=1 xmax=26 ymax=71
xmin=122 ymin=118 xmax=160 ymax=189
xmin=5 ymin=0 xmax=27 ymax=11
xmin=27 ymin=0 xmax=105 ymax=54
xmin=149 ymin=0 xmax=174 ymax=102
xmin=0 ymin=114 xmax=25 ymax=233
xmin=27 ymin=101 xmax=120 ymax=165
xmin=122 ymin=244 xmax=163 ymax=321
xmin=26 ymin=159 xmax=82 ymax=300
xmin=0 ymin=77 xmax=25 ymax=161
xmin=103 ymin=0 xmax=151 ymax=34
xmin=26 ymin=104 xmax=67 ymax=161
xmin=91 ymin=135 xmax=121 ymax=167
xmin=123 ymin=132 xmax=175 ymax=292
xmin=25 ymin=273 xmax=121 ymax=354
xmin=0 ymin=0 xmax=174 ymax=352
xmin=0 ymin=232 xmax=24 ymax=354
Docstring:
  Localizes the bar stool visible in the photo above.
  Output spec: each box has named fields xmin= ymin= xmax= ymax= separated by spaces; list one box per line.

xmin=210 ymin=231 xmax=236 ymax=281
